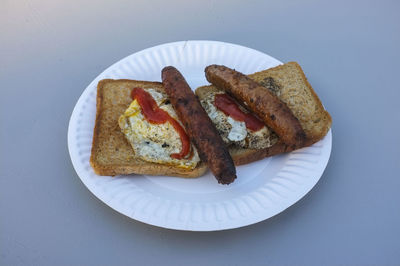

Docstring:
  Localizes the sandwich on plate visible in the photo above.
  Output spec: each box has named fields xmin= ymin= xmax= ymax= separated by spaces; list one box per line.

xmin=90 ymin=62 xmax=331 ymax=185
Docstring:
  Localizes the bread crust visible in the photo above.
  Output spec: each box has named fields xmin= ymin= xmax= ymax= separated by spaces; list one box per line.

xmin=231 ymin=139 xmax=317 ymax=166
xmin=90 ymin=79 xmax=207 ymax=177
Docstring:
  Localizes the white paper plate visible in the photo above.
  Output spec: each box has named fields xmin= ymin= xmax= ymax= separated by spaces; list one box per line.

xmin=68 ymin=40 xmax=332 ymax=231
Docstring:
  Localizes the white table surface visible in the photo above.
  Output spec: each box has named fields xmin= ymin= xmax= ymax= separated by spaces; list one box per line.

xmin=1 ymin=0 xmax=399 ymax=265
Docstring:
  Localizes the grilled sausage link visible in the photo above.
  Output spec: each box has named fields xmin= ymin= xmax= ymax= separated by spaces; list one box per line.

xmin=205 ymin=65 xmax=306 ymax=148
xmin=162 ymin=66 xmax=237 ymax=184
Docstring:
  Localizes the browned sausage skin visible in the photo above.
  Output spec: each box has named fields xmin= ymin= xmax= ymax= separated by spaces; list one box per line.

xmin=162 ymin=66 xmax=237 ymax=184
xmin=205 ymin=65 xmax=307 ymax=149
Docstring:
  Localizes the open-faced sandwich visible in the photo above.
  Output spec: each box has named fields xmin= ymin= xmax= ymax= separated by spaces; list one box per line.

xmin=90 ymin=79 xmax=207 ymax=178
xmin=198 ymin=62 xmax=332 ymax=165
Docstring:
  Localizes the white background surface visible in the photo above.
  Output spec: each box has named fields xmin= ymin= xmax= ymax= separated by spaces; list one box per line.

xmin=1 ymin=0 xmax=400 ymax=265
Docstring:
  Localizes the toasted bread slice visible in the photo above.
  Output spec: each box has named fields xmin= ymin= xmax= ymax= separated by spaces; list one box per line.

xmin=251 ymin=62 xmax=331 ymax=142
xmin=196 ymin=62 xmax=332 ymax=165
xmin=90 ymin=79 xmax=207 ymax=177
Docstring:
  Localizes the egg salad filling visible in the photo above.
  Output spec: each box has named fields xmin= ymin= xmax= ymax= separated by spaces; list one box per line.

xmin=118 ymin=89 xmax=200 ymax=169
